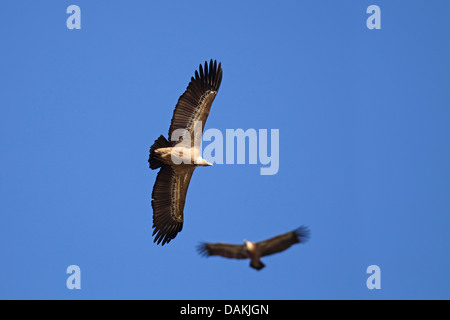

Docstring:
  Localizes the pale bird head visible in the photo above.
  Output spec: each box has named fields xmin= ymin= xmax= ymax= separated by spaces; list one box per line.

xmin=243 ymin=240 xmax=256 ymax=253
xmin=195 ymin=158 xmax=213 ymax=167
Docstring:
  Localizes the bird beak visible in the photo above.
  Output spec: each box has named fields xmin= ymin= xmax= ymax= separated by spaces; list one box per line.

xmin=206 ymin=161 xmax=213 ymax=166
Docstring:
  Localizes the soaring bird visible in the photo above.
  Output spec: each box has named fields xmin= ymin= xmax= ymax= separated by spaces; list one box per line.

xmin=148 ymin=60 xmax=223 ymax=246
xmin=197 ymin=226 xmax=310 ymax=270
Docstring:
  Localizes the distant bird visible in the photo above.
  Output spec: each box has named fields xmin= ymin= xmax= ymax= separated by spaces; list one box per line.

xmin=197 ymin=226 xmax=310 ymax=270
xmin=148 ymin=60 xmax=223 ymax=245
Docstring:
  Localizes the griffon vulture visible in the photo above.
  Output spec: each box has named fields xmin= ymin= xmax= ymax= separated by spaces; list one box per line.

xmin=148 ymin=60 xmax=223 ymax=245
xmin=197 ymin=226 xmax=310 ymax=270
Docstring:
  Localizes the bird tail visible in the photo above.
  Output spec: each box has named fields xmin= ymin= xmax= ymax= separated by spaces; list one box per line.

xmin=149 ymin=135 xmax=170 ymax=170
xmin=250 ymin=260 xmax=266 ymax=271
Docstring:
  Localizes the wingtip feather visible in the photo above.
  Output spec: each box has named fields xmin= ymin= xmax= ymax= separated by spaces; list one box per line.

xmin=294 ymin=225 xmax=311 ymax=244
xmin=196 ymin=242 xmax=210 ymax=257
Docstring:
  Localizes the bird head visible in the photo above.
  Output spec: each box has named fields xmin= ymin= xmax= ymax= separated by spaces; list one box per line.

xmin=195 ymin=158 xmax=213 ymax=167
xmin=243 ymin=239 xmax=256 ymax=253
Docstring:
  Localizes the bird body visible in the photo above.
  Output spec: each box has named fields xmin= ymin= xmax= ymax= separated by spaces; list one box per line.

xmin=198 ymin=226 xmax=311 ymax=270
xmin=244 ymin=240 xmax=266 ymax=270
xmin=153 ymin=146 xmax=212 ymax=169
xmin=148 ymin=60 xmax=222 ymax=245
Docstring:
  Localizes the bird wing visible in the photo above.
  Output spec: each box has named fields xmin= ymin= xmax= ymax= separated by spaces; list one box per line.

xmin=256 ymin=226 xmax=311 ymax=257
xmin=197 ymin=242 xmax=248 ymax=260
xmin=168 ymin=59 xmax=222 ymax=146
xmin=151 ymin=166 xmax=194 ymax=245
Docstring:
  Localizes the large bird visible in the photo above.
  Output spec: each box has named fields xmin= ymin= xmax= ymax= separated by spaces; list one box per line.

xmin=148 ymin=60 xmax=222 ymax=245
xmin=197 ymin=226 xmax=310 ymax=270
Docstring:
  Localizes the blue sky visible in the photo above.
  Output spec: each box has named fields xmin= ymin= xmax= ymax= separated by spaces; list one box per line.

xmin=0 ymin=1 xmax=449 ymax=299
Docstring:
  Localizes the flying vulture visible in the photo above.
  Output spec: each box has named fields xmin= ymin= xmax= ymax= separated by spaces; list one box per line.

xmin=148 ymin=60 xmax=223 ymax=245
xmin=197 ymin=226 xmax=310 ymax=270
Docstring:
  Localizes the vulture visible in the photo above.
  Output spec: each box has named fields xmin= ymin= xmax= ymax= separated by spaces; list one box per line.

xmin=148 ymin=60 xmax=223 ymax=245
xmin=197 ymin=226 xmax=310 ymax=270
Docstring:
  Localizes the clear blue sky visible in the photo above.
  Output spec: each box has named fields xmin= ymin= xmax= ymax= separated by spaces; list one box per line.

xmin=0 ymin=1 xmax=449 ymax=300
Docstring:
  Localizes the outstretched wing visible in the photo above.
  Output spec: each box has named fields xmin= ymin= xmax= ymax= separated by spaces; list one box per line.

xmin=197 ymin=242 xmax=248 ymax=260
xmin=168 ymin=59 xmax=223 ymax=145
xmin=151 ymin=166 xmax=194 ymax=245
xmin=257 ymin=226 xmax=311 ymax=258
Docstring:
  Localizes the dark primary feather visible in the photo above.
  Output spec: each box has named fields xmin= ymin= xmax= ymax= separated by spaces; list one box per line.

xmin=197 ymin=242 xmax=248 ymax=260
xmin=168 ymin=59 xmax=223 ymax=142
xmin=151 ymin=166 xmax=193 ymax=245
xmin=257 ymin=226 xmax=310 ymax=257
